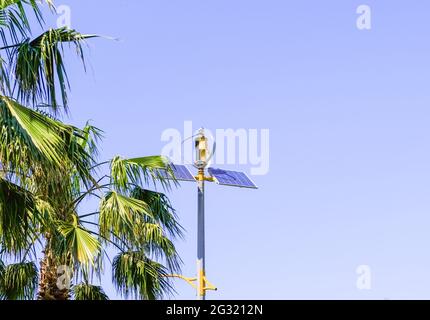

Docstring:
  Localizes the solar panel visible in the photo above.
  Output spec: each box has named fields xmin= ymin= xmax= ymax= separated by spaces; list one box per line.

xmin=158 ymin=164 xmax=196 ymax=182
xmin=208 ymin=168 xmax=258 ymax=189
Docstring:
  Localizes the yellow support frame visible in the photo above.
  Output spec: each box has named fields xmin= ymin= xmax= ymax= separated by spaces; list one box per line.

xmin=166 ymin=274 xmax=217 ymax=296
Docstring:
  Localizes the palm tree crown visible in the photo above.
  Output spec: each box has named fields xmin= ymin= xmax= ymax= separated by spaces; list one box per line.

xmin=0 ymin=1 xmax=183 ymax=300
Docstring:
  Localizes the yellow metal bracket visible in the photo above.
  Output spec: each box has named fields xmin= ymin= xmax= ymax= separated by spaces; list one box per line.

xmin=195 ymin=175 xmax=215 ymax=182
xmin=203 ymin=277 xmax=217 ymax=291
xmin=165 ymin=274 xmax=198 ymax=290
xmin=166 ymin=274 xmax=217 ymax=294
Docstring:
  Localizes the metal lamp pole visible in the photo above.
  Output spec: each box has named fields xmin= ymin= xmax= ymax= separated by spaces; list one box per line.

xmin=165 ymin=127 xmax=255 ymax=300
xmin=195 ymin=128 xmax=208 ymax=300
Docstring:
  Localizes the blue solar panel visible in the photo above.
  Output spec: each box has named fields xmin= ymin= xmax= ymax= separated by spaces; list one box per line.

xmin=158 ymin=164 xmax=196 ymax=182
xmin=208 ymin=168 xmax=258 ymax=189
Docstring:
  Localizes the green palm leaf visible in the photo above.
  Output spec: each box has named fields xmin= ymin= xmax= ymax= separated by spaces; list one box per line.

xmin=0 ymin=95 xmax=94 ymax=182
xmin=0 ymin=262 xmax=38 ymax=300
xmin=0 ymin=177 xmax=36 ymax=254
xmin=110 ymin=155 xmax=172 ymax=192
xmin=7 ymin=27 xmax=96 ymax=111
xmin=112 ymin=251 xmax=171 ymax=300
xmin=0 ymin=1 xmax=53 ymax=38
xmin=130 ymin=187 xmax=183 ymax=238
xmin=0 ymin=1 xmax=52 ymax=14
xmin=0 ymin=259 xmax=5 ymax=282
xmin=99 ymin=191 xmax=153 ymax=242
xmin=1 ymin=95 xmax=71 ymax=164
xmin=72 ymin=283 xmax=109 ymax=300
xmin=57 ymin=216 xmax=100 ymax=266
xmin=128 ymin=187 xmax=182 ymax=272
xmin=135 ymin=222 xmax=180 ymax=273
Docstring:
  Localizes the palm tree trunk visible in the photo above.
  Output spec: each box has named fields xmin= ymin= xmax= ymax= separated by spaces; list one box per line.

xmin=37 ymin=246 xmax=70 ymax=300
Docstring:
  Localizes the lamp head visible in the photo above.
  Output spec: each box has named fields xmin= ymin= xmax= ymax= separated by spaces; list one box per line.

xmin=195 ymin=128 xmax=209 ymax=169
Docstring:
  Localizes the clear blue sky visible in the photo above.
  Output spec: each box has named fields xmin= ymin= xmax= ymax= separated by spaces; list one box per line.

xmin=42 ymin=0 xmax=430 ymax=299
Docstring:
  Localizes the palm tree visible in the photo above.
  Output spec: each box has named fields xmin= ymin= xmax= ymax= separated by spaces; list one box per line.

xmin=1 ymin=120 xmax=183 ymax=300
xmin=0 ymin=1 xmax=183 ymax=300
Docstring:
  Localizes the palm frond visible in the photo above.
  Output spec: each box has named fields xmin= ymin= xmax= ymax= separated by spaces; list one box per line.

xmin=7 ymin=27 xmax=97 ymax=111
xmin=0 ymin=261 xmax=37 ymax=300
xmin=98 ymin=191 xmax=153 ymax=243
xmin=134 ymin=222 xmax=181 ymax=273
xmin=0 ymin=1 xmax=50 ymax=39
xmin=130 ymin=187 xmax=183 ymax=238
xmin=0 ymin=96 xmax=95 ymax=183
xmin=0 ymin=177 xmax=36 ymax=254
xmin=0 ymin=258 xmax=5 ymax=281
xmin=78 ymin=122 xmax=103 ymax=158
xmin=72 ymin=283 xmax=109 ymax=300
xmin=0 ymin=1 xmax=53 ymax=18
xmin=56 ymin=216 xmax=100 ymax=266
xmin=128 ymin=187 xmax=182 ymax=272
xmin=112 ymin=251 xmax=172 ymax=300
xmin=110 ymin=155 xmax=173 ymax=192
